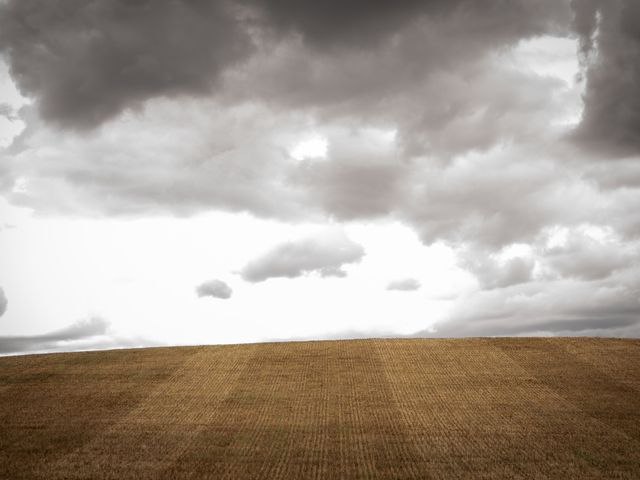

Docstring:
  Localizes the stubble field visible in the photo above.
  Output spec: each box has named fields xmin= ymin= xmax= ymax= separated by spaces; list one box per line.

xmin=0 ymin=337 xmax=639 ymax=479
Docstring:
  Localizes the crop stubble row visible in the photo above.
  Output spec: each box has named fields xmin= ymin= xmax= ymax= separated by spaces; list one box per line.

xmin=0 ymin=338 xmax=639 ymax=479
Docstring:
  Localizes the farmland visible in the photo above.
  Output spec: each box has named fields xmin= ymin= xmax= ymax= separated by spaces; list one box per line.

xmin=1 ymin=338 xmax=639 ymax=479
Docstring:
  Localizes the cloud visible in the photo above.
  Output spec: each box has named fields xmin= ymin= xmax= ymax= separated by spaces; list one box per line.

xmin=461 ymin=251 xmax=535 ymax=290
xmin=1 ymin=0 xmax=638 ymax=339
xmin=0 ymin=287 xmax=6 ymax=316
xmin=387 ymin=278 xmax=421 ymax=291
xmin=0 ymin=2 xmax=581 ymax=233
xmin=0 ymin=100 xmax=315 ymax=218
xmin=570 ymin=0 xmax=640 ymax=156
xmin=225 ymin=3 xmax=573 ymax=158
xmin=240 ymin=229 xmax=364 ymax=282
xmin=425 ymin=270 xmax=640 ymax=337
xmin=245 ymin=0 xmax=570 ymax=53
xmin=0 ymin=317 xmax=154 ymax=355
xmin=0 ymin=0 xmax=253 ymax=129
xmin=195 ymin=279 xmax=233 ymax=300
xmin=427 ymin=227 xmax=640 ymax=336
xmin=543 ymin=230 xmax=634 ymax=280
xmin=0 ymin=317 xmax=109 ymax=354
xmin=289 ymin=128 xmax=409 ymax=220
xmin=0 ymin=0 xmax=571 ymax=134
xmin=245 ymin=0 xmax=427 ymax=50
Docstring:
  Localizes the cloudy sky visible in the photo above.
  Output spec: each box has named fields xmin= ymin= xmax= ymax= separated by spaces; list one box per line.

xmin=1 ymin=0 xmax=639 ymax=355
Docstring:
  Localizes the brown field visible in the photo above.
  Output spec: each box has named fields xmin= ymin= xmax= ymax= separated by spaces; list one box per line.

xmin=1 ymin=338 xmax=639 ymax=479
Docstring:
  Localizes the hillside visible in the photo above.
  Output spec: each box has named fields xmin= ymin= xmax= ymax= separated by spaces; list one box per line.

xmin=1 ymin=338 xmax=639 ymax=479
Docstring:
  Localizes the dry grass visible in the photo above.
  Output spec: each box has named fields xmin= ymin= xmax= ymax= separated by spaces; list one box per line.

xmin=1 ymin=338 xmax=639 ymax=479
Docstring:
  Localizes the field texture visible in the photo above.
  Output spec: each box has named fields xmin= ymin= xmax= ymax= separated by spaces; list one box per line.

xmin=0 ymin=338 xmax=639 ymax=479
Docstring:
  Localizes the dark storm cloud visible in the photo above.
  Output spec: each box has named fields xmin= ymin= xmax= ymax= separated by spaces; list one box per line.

xmin=0 ymin=0 xmax=577 ymax=225
xmin=240 ymin=230 xmax=364 ymax=282
xmin=571 ymin=0 xmax=640 ymax=156
xmin=225 ymin=1 xmax=572 ymax=161
xmin=0 ymin=0 xmax=571 ymax=131
xmin=387 ymin=278 xmax=421 ymax=292
xmin=246 ymin=0 xmax=570 ymax=51
xmin=0 ymin=0 xmax=253 ymax=129
xmin=244 ymin=0 xmax=428 ymax=49
xmin=0 ymin=287 xmax=7 ymax=317
xmin=195 ymin=279 xmax=233 ymax=299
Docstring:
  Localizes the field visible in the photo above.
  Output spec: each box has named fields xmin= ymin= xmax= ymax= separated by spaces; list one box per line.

xmin=1 ymin=338 xmax=639 ymax=479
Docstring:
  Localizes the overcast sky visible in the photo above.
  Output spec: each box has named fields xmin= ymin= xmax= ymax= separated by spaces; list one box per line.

xmin=1 ymin=0 xmax=639 ymax=355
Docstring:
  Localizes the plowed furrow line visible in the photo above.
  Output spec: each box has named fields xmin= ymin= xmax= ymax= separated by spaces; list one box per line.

xmin=561 ymin=338 xmax=640 ymax=392
xmin=496 ymin=339 xmax=640 ymax=443
xmin=1 ymin=347 xmax=198 ymax=479
xmin=257 ymin=341 xmax=330 ymax=480
xmin=47 ymin=344 xmax=256 ymax=479
xmin=377 ymin=339 xmax=607 ymax=478
xmin=162 ymin=342 xmax=313 ymax=479
xmin=358 ymin=340 xmax=425 ymax=479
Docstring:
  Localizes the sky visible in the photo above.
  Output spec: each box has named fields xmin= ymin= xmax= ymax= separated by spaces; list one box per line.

xmin=0 ymin=0 xmax=639 ymax=355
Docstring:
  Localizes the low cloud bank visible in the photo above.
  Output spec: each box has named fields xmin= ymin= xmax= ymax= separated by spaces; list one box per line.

xmin=0 ymin=317 xmax=157 ymax=355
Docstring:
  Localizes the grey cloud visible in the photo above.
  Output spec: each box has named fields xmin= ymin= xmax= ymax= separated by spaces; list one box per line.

xmin=544 ymin=231 xmax=635 ymax=280
xmin=0 ymin=0 xmax=253 ymax=129
xmin=0 ymin=317 xmax=159 ymax=355
xmin=226 ymin=2 xmax=572 ymax=159
xmin=1 ymin=102 xmax=314 ymax=219
xmin=387 ymin=278 xmax=421 ymax=292
xmin=462 ymin=254 xmax=535 ymax=290
xmin=245 ymin=0 xmax=427 ymax=50
xmin=0 ymin=287 xmax=6 ymax=317
xmin=245 ymin=0 xmax=570 ymax=52
xmin=2 ymin=0 xmax=639 ymax=339
xmin=571 ymin=0 xmax=640 ymax=156
xmin=427 ymin=230 xmax=640 ymax=336
xmin=0 ymin=0 xmax=571 ymax=134
xmin=404 ymin=150 xmax=588 ymax=249
xmin=318 ymin=266 xmax=347 ymax=278
xmin=585 ymin=158 xmax=640 ymax=190
xmin=0 ymin=317 xmax=110 ymax=354
xmin=0 ymin=103 xmax=17 ymax=121
xmin=240 ymin=230 xmax=364 ymax=282
xmin=290 ymin=130 xmax=408 ymax=220
xmin=294 ymin=160 xmax=405 ymax=220
xmin=196 ymin=279 xmax=233 ymax=299
xmin=425 ymin=268 xmax=640 ymax=337
xmin=1 ymin=0 xmax=580 ymax=233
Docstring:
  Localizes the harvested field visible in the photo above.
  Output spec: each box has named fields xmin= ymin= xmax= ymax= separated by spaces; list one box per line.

xmin=1 ymin=338 xmax=639 ymax=479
